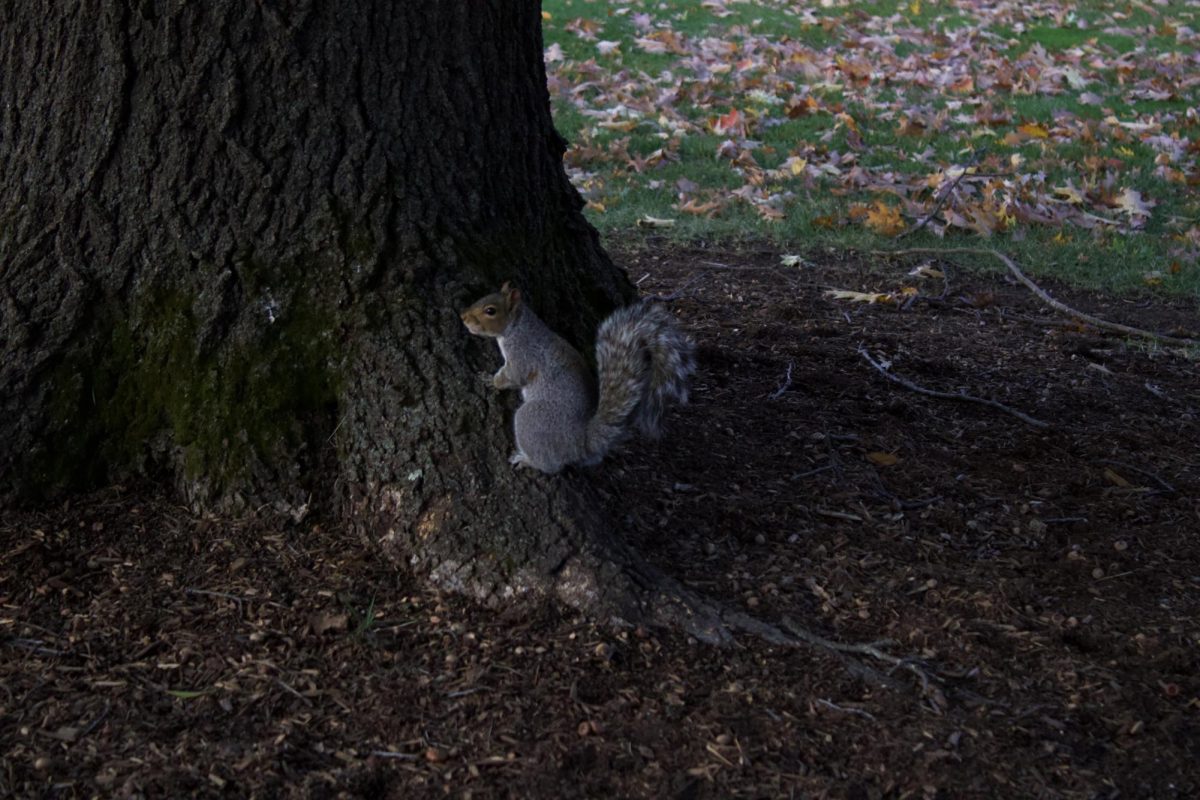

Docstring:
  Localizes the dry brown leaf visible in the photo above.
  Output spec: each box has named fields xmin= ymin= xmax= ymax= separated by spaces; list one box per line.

xmin=311 ymin=612 xmax=349 ymax=634
xmin=1017 ymin=122 xmax=1050 ymax=139
xmin=866 ymin=451 xmax=899 ymax=466
xmin=678 ymin=199 xmax=723 ymax=217
xmin=825 ymin=289 xmax=894 ymax=304
xmin=908 ymin=264 xmax=944 ymax=279
xmin=864 ymin=201 xmax=906 ymax=237
xmin=1103 ymin=468 xmax=1132 ymax=488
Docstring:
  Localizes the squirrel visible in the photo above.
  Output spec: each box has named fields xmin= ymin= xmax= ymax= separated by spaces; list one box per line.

xmin=460 ymin=282 xmax=695 ymax=473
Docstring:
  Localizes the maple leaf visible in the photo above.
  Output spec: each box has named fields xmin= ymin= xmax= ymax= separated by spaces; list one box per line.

xmin=1114 ymin=188 xmax=1155 ymax=218
xmin=863 ymin=201 xmax=906 ymax=237
xmin=712 ymin=108 xmax=743 ymax=136
xmin=785 ymin=95 xmax=820 ymax=118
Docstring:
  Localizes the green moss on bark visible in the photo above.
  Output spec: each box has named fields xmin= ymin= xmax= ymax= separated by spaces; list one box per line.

xmin=28 ymin=269 xmax=344 ymax=504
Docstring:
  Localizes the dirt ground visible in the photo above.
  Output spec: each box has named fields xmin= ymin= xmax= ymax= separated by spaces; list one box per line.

xmin=3 ymin=243 xmax=1199 ymax=799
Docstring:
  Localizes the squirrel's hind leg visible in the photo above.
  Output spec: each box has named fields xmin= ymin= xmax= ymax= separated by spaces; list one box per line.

xmin=512 ymin=401 xmax=580 ymax=474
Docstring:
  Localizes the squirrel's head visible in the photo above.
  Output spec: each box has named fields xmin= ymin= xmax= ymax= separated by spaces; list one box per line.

xmin=460 ymin=281 xmax=521 ymax=338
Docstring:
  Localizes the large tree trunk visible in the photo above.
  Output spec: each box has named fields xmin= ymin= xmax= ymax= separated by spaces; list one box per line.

xmin=1 ymin=1 xmax=738 ymax=641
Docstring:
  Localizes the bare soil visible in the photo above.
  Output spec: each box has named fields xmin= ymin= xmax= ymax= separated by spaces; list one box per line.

xmin=3 ymin=244 xmax=1199 ymax=798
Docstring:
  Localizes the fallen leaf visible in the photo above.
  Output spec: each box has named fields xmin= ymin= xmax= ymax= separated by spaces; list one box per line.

xmin=866 ymin=451 xmax=899 ymax=466
xmin=1114 ymin=187 xmax=1155 ymax=217
xmin=678 ymin=199 xmax=723 ymax=217
xmin=908 ymin=264 xmax=944 ymax=279
xmin=1103 ymin=468 xmax=1132 ymax=488
xmin=825 ymin=289 xmax=894 ymax=304
xmin=864 ymin=201 xmax=906 ymax=237
xmin=311 ymin=612 xmax=349 ymax=634
xmin=636 ymin=215 xmax=676 ymax=228
xmin=1017 ymin=122 xmax=1050 ymax=139
xmin=712 ymin=108 xmax=743 ymax=136
xmin=1052 ymin=185 xmax=1086 ymax=205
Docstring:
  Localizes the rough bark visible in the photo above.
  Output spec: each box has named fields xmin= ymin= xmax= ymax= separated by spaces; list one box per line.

xmin=1 ymin=1 xmax=751 ymax=640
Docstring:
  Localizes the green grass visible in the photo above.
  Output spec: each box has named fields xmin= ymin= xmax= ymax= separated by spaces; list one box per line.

xmin=542 ymin=0 xmax=1200 ymax=298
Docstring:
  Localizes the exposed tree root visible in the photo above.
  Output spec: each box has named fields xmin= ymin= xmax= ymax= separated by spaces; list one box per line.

xmin=574 ymin=526 xmax=941 ymax=700
xmin=874 ymin=247 xmax=1200 ymax=348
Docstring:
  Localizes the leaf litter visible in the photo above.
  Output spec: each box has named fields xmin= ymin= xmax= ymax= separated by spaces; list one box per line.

xmin=544 ymin=0 xmax=1200 ymax=283
xmin=3 ymin=242 xmax=1199 ymax=797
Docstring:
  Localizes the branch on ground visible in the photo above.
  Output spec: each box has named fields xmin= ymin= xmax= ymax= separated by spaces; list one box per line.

xmin=875 ymin=247 xmax=1200 ymax=348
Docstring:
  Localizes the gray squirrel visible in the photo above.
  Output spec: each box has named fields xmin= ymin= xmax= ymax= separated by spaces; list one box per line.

xmin=460 ymin=282 xmax=694 ymax=473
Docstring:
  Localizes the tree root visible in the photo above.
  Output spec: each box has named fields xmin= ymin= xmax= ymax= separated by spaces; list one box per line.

xmin=592 ymin=544 xmax=945 ymax=704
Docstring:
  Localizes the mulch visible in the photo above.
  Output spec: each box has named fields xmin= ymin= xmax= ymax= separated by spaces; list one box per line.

xmin=3 ymin=242 xmax=1198 ymax=798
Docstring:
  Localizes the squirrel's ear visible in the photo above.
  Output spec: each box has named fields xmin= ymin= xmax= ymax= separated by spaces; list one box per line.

xmin=500 ymin=281 xmax=511 ymax=292
xmin=505 ymin=283 xmax=521 ymax=307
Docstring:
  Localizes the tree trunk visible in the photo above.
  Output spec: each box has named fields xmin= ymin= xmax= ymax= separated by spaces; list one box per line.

xmin=0 ymin=1 xmax=741 ymax=641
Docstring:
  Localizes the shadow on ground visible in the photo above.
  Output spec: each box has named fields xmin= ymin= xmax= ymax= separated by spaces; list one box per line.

xmin=3 ymin=243 xmax=1198 ymax=798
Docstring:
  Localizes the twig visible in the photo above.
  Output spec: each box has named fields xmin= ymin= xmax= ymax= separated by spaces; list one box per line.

xmin=79 ymin=703 xmax=111 ymax=739
xmin=858 ymin=345 xmax=1050 ymax=429
xmin=791 ymin=463 xmax=834 ymax=480
xmin=184 ymin=588 xmax=286 ymax=608
xmin=814 ymin=507 xmax=863 ymax=522
xmin=275 ymin=677 xmax=312 ymax=705
xmin=369 ymin=750 xmax=421 ymax=760
xmin=645 ymin=273 xmax=704 ymax=302
xmin=898 ymin=160 xmax=977 ymax=239
xmin=6 ymin=638 xmax=67 ymax=657
xmin=874 ymin=247 xmax=1200 ymax=347
xmin=815 ymin=698 xmax=877 ymax=721
xmin=768 ymin=361 xmax=794 ymax=400
xmin=781 ymin=617 xmax=942 ymax=704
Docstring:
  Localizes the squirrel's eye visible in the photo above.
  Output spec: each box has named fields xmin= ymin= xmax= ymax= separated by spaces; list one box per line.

xmin=484 ymin=306 xmax=496 ymax=316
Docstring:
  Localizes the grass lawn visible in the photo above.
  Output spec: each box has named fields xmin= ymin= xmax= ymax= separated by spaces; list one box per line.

xmin=541 ymin=0 xmax=1200 ymax=297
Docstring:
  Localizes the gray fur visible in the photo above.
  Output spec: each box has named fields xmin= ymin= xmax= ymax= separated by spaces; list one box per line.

xmin=585 ymin=302 xmax=694 ymax=463
xmin=495 ymin=304 xmax=596 ymax=473
xmin=474 ymin=296 xmax=693 ymax=472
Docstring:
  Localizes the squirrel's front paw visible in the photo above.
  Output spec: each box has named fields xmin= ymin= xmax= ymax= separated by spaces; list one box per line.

xmin=509 ymin=451 xmax=531 ymax=468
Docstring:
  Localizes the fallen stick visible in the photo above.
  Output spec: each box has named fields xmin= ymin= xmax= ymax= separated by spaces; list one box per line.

xmin=873 ymin=247 xmax=1200 ymax=348
xmin=858 ymin=345 xmax=1050 ymax=429
xmin=897 ymin=161 xmax=976 ymax=239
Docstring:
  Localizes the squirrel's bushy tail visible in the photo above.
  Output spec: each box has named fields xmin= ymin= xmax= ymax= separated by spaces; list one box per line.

xmin=584 ymin=302 xmax=695 ymax=464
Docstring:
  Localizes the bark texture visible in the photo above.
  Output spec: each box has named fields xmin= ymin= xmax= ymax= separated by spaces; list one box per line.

xmin=1 ymin=2 xmax=739 ymax=639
